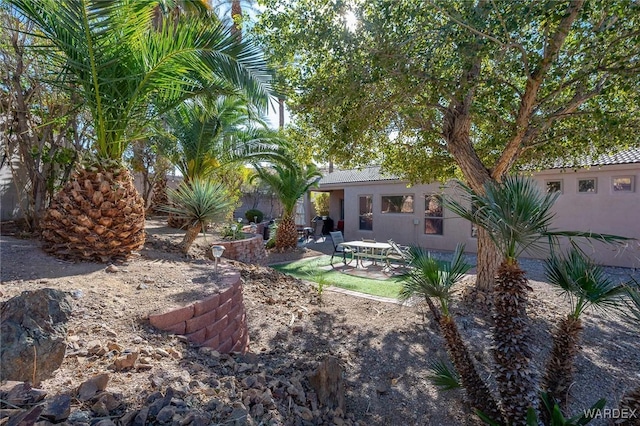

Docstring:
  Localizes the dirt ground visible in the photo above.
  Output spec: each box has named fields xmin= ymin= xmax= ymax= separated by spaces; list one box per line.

xmin=1 ymin=218 xmax=639 ymax=425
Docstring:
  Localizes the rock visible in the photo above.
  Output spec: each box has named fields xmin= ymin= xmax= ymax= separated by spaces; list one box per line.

xmin=133 ymin=407 xmax=149 ymax=426
xmin=67 ymin=410 xmax=92 ymax=423
xmin=295 ymin=406 xmax=313 ymax=421
xmin=1 ymin=382 xmax=47 ymax=405
xmin=167 ymin=348 xmax=182 ymax=359
xmin=155 ymin=348 xmax=170 ymax=358
xmin=77 ymin=373 xmax=110 ymax=401
xmin=137 ymin=283 xmax=148 ymax=290
xmin=308 ymin=356 xmax=345 ymax=413
xmin=0 ymin=289 xmax=72 ymax=384
xmin=105 ymin=265 xmax=119 ymax=273
xmin=107 ymin=342 xmax=123 ymax=353
xmin=226 ymin=407 xmax=248 ymax=424
xmin=7 ymin=405 xmax=44 ymax=426
xmin=375 ymin=382 xmax=389 ymax=395
xmin=156 ymin=406 xmax=176 ymax=423
xmin=113 ymin=352 xmax=138 ymax=371
xmin=42 ymin=394 xmax=71 ymax=422
xmin=93 ymin=420 xmax=116 ymax=426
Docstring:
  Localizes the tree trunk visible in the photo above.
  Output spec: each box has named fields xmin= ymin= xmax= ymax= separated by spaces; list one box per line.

xmin=439 ymin=315 xmax=503 ymax=423
xmin=474 ymin=227 xmax=500 ymax=293
xmin=180 ymin=222 xmax=202 ymax=254
xmin=275 ymin=213 xmax=298 ymax=251
xmin=41 ymin=166 xmax=146 ymax=262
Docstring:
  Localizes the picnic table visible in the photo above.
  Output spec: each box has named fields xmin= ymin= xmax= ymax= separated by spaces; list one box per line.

xmin=338 ymin=240 xmax=392 ymax=268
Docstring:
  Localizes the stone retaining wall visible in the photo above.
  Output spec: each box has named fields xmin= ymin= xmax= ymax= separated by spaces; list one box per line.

xmin=216 ymin=233 xmax=266 ymax=265
xmin=148 ymin=265 xmax=248 ymax=353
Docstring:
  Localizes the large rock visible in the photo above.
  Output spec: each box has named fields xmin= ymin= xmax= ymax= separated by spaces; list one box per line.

xmin=1 ymin=288 xmax=72 ymax=384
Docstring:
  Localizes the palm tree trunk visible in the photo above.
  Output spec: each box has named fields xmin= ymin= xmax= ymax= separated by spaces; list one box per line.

xmin=439 ymin=316 xmax=503 ymax=423
xmin=474 ymin=227 xmax=500 ymax=294
xmin=541 ymin=315 xmax=583 ymax=407
xmin=41 ymin=166 xmax=145 ymax=262
xmin=180 ymin=222 xmax=202 ymax=254
xmin=275 ymin=213 xmax=298 ymax=251
xmin=493 ymin=258 xmax=536 ymax=425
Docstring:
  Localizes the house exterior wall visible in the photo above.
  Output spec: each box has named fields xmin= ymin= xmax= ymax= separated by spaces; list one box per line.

xmin=325 ymin=163 xmax=640 ymax=268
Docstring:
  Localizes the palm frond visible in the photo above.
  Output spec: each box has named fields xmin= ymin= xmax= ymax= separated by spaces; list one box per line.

xmin=252 ymin=163 xmax=321 ymax=215
xmin=427 ymin=359 xmax=461 ymax=391
xmin=545 ymin=248 xmax=627 ymax=318
xmin=622 ymin=279 xmax=640 ymax=326
xmin=399 ymin=244 xmax=470 ymax=315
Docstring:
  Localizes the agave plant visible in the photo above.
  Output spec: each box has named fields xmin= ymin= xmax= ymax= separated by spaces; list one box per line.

xmin=160 ymin=179 xmax=234 ymax=253
xmin=252 ymin=163 xmax=321 ymax=251
xmin=542 ymin=248 xmax=628 ymax=406
xmin=10 ymin=0 xmax=271 ymax=261
xmin=399 ymin=244 xmax=503 ymax=422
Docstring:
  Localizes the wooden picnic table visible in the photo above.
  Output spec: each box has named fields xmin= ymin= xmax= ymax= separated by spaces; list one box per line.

xmin=338 ymin=241 xmax=392 ymax=268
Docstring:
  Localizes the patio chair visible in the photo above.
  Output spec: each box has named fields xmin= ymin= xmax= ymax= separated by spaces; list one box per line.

xmin=329 ymin=231 xmax=353 ymax=266
xmin=386 ymin=240 xmax=413 ymax=269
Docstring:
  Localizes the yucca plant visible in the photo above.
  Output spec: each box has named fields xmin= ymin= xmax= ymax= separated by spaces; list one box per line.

xmin=542 ymin=248 xmax=628 ymax=406
xmin=160 ymin=179 xmax=234 ymax=253
xmin=10 ymin=0 xmax=271 ymax=261
xmin=399 ymin=244 xmax=503 ymax=422
xmin=252 ymin=163 xmax=321 ymax=251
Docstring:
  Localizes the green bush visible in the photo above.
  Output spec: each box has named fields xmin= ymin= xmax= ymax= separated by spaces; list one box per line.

xmin=245 ymin=209 xmax=264 ymax=223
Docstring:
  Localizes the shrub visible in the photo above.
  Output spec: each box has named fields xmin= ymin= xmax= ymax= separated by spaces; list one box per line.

xmin=245 ymin=209 xmax=264 ymax=223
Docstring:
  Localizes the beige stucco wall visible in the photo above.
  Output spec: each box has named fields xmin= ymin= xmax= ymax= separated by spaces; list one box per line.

xmin=324 ymin=163 xmax=640 ymax=268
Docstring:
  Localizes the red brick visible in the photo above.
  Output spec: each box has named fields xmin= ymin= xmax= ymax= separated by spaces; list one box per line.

xmin=185 ymin=309 xmax=217 ymax=334
xmin=227 ymin=304 xmax=243 ymax=322
xmin=194 ymin=294 xmax=221 ymax=317
xmin=231 ymin=291 xmax=243 ymax=306
xmin=202 ymin=334 xmax=219 ymax=349
xmin=215 ymin=299 xmax=233 ymax=321
xmin=231 ymin=338 xmax=248 ymax=354
xmin=219 ymin=287 xmax=233 ymax=304
xmin=164 ymin=321 xmax=186 ymax=335
xmin=186 ymin=327 xmax=207 ymax=345
xmin=205 ymin=316 xmax=228 ymax=340
xmin=221 ymin=319 xmax=238 ymax=342
xmin=149 ymin=305 xmax=194 ymax=330
xmin=231 ymin=326 xmax=243 ymax=342
xmin=218 ymin=337 xmax=233 ymax=353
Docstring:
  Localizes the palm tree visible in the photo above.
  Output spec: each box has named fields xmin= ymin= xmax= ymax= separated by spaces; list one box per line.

xmin=10 ymin=0 xmax=271 ymax=261
xmin=159 ymin=179 xmax=234 ymax=254
xmin=447 ymin=175 xmax=630 ymax=425
xmin=541 ymin=248 xmax=628 ymax=407
xmin=447 ymin=176 xmax=560 ymax=424
xmin=399 ymin=245 xmax=503 ymax=422
xmin=253 ymin=163 xmax=321 ymax=250
xmin=160 ymin=96 xmax=286 ymax=185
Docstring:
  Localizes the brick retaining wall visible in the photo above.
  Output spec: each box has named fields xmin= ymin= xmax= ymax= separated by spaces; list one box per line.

xmin=215 ymin=233 xmax=266 ymax=265
xmin=148 ymin=265 xmax=248 ymax=353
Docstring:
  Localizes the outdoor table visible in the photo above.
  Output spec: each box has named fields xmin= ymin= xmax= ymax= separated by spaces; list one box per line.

xmin=338 ymin=241 xmax=392 ymax=268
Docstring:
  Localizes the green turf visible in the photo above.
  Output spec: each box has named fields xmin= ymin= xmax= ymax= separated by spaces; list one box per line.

xmin=272 ymin=255 xmax=405 ymax=299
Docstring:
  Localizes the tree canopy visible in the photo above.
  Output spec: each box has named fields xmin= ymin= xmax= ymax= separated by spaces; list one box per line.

xmin=257 ymin=0 xmax=640 ymax=189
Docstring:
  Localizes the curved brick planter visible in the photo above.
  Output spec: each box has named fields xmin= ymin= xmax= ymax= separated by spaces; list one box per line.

xmin=213 ymin=233 xmax=266 ymax=265
xmin=148 ymin=264 xmax=248 ymax=354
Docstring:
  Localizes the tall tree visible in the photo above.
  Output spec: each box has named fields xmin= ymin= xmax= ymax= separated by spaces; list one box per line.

xmin=9 ymin=0 xmax=271 ymax=261
xmin=256 ymin=0 xmax=640 ymax=292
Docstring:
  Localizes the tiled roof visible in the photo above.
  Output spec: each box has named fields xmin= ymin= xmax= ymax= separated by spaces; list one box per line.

xmin=318 ymin=166 xmax=399 ymax=185
xmin=318 ymin=148 xmax=640 ymax=185
xmin=547 ymin=148 xmax=640 ymax=169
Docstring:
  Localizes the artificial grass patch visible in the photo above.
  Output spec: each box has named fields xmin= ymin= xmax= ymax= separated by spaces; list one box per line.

xmin=271 ymin=255 xmax=404 ymax=299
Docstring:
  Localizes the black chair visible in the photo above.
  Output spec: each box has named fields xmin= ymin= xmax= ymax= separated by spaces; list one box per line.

xmin=329 ymin=231 xmax=353 ymax=266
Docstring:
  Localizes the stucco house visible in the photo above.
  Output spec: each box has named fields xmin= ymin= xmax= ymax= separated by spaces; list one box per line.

xmin=313 ymin=149 xmax=640 ymax=269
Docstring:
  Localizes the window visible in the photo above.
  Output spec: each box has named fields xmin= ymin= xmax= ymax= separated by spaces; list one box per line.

xmin=381 ymin=195 xmax=414 ymax=213
xmin=545 ymin=180 xmax=563 ymax=193
xmin=359 ymin=195 xmax=373 ymax=230
xmin=425 ymin=194 xmax=443 ymax=235
xmin=613 ymin=176 xmax=634 ymax=192
xmin=578 ymin=178 xmax=597 ymax=193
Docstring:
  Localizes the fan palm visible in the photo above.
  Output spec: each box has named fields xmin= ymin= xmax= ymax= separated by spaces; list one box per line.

xmin=159 ymin=179 xmax=234 ymax=253
xmin=542 ymin=248 xmax=628 ymax=406
xmin=253 ymin=163 xmax=321 ymax=250
xmin=399 ymin=245 xmax=503 ymax=422
xmin=10 ymin=0 xmax=271 ymax=261
xmin=447 ymin=176 xmax=560 ymax=425
xmin=447 ymin=175 xmax=630 ymax=425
